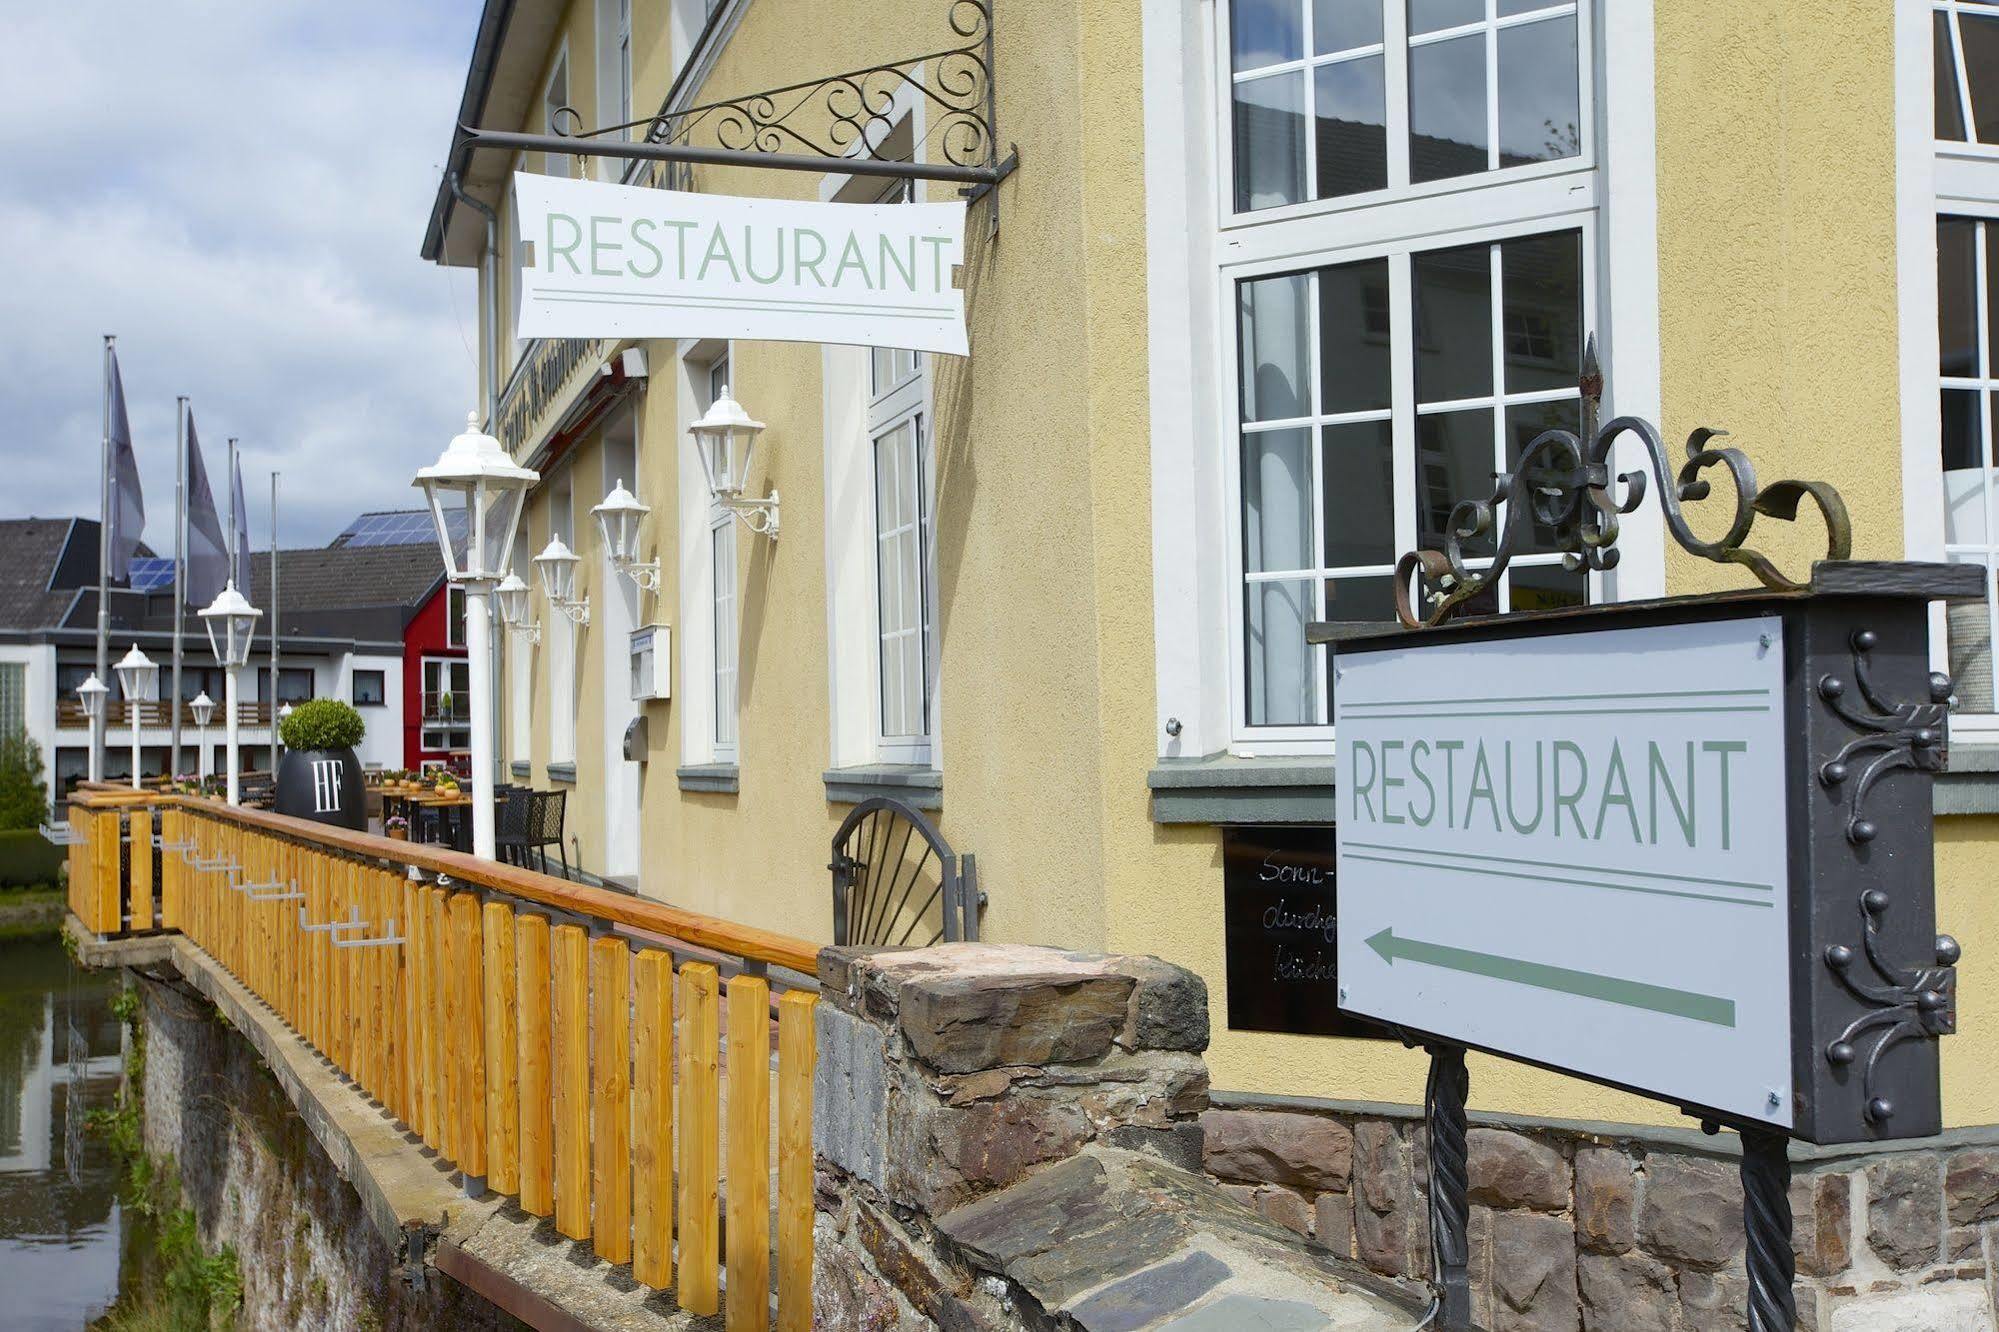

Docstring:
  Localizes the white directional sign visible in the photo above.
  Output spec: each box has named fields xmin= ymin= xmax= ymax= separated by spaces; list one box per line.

xmin=1334 ymin=616 xmax=1794 ymax=1127
xmin=511 ymin=173 xmax=968 ymax=354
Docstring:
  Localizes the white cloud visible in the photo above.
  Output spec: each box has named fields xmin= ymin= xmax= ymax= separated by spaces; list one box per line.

xmin=0 ymin=2 xmax=485 ymax=548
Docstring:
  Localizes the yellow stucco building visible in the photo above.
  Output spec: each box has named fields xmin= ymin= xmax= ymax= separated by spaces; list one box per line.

xmin=420 ymin=0 xmax=1999 ymax=1141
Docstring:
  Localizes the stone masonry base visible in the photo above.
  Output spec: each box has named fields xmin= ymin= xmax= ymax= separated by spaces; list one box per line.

xmin=1202 ymin=1094 xmax=1999 ymax=1332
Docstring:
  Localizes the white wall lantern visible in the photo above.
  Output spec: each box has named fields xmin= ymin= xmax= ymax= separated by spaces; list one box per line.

xmin=689 ymin=385 xmax=779 ymax=538
xmin=534 ymin=536 xmax=591 ymax=625
xmin=114 ymin=644 xmax=157 ymax=790
xmin=198 ymin=581 xmax=262 ymax=805
xmin=496 ymin=572 xmax=541 ymax=644
xmin=592 ymin=479 xmax=660 ymax=592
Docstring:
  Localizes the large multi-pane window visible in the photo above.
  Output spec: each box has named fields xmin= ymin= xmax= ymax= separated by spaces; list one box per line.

xmin=872 ymin=375 xmax=931 ymax=752
xmin=1222 ymin=1 xmax=1593 ymax=736
xmin=0 ymin=663 xmax=23 ymax=737
xmin=1936 ymin=4 xmax=1999 ymax=715
xmin=1228 ymin=0 xmax=1582 ymax=213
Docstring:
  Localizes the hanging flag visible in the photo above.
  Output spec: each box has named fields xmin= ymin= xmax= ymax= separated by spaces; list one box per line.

xmin=230 ymin=448 xmax=252 ymax=592
xmin=105 ymin=348 xmax=145 ymax=576
xmin=183 ymin=414 xmax=228 ymax=607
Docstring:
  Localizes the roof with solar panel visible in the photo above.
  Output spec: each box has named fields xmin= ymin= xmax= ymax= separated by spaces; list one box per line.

xmin=332 ymin=508 xmax=467 ymax=549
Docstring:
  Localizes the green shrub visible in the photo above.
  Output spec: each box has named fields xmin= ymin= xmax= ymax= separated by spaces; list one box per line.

xmin=278 ymin=698 xmax=365 ymax=753
xmin=0 ymin=730 xmax=47 ymax=831
xmin=0 ymin=827 xmax=62 ymax=888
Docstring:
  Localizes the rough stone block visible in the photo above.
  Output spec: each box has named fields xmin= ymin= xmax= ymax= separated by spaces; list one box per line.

xmin=1104 ymin=1123 xmax=1204 ymax=1174
xmin=889 ymin=1084 xmax=1093 ymax=1214
xmin=815 ymin=1001 xmax=889 ymax=1189
xmin=1468 ymin=1128 xmax=1571 ymax=1213
xmin=1578 ymin=1251 xmax=1676 ymax=1332
xmin=1255 ymin=1185 xmax=1313 ymax=1238
xmin=1105 ymin=954 xmax=1210 ymax=1053
xmin=1353 ymin=1121 xmax=1424 ymax=1279
xmin=1065 ymin=1250 xmax=1232 ymax=1332
xmin=1314 ymin=1192 xmax=1354 ymax=1259
xmin=1947 ymin=1149 xmax=1999 ymax=1228
xmin=1825 ymin=1278 xmax=1997 ymax=1331
xmin=1866 ymin=1154 xmax=1943 ymax=1272
xmin=899 ymin=970 xmax=1136 ymax=1074
xmin=1200 ymin=1109 xmax=1353 ymax=1192
xmin=1490 ymin=1209 xmax=1580 ymax=1332
xmin=1637 ymin=1155 xmax=1744 ymax=1271
xmin=1793 ymin=1171 xmax=1853 ymax=1279
xmin=813 ymin=1217 xmax=914 ymax=1331
xmin=1574 ymin=1147 xmax=1635 ymax=1255
xmin=1676 ymin=1269 xmax=1749 ymax=1332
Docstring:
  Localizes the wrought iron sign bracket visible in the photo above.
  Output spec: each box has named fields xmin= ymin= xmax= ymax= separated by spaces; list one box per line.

xmin=454 ymin=0 xmax=1016 ymax=206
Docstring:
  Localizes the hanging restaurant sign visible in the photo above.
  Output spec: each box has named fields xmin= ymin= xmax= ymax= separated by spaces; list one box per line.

xmin=511 ymin=173 xmax=968 ymax=355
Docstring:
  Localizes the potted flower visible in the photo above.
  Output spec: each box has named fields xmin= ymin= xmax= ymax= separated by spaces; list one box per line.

xmin=273 ymin=698 xmax=368 ymax=830
xmin=385 ymin=814 xmax=410 ymax=842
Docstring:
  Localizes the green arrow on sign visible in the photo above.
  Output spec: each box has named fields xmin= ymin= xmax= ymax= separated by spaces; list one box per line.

xmin=1365 ymin=928 xmax=1737 ymax=1028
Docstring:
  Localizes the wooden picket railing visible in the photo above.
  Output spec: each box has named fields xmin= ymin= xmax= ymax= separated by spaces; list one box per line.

xmin=71 ymin=791 xmax=822 ymax=1330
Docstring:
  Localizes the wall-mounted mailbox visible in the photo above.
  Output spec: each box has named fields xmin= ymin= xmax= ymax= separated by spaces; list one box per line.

xmin=630 ymin=624 xmax=671 ymax=701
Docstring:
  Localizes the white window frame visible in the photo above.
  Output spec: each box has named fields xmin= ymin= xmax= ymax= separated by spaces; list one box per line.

xmin=508 ymin=531 xmax=533 ymax=762
xmin=706 ymin=355 xmax=740 ymax=763
xmin=420 ymin=655 xmax=472 ymax=753
xmin=1212 ymin=0 xmax=1603 ymax=752
xmin=542 ymin=43 xmax=572 ymax=179
xmin=446 ymin=584 xmax=467 ymax=650
xmin=868 ymin=366 xmax=935 ymax=763
xmin=1214 ymin=0 xmax=1595 ymax=234
xmin=598 ymin=0 xmax=635 ymax=179
xmin=547 ymin=469 xmax=579 ymax=764
xmin=1908 ymin=1 xmax=1999 ymax=737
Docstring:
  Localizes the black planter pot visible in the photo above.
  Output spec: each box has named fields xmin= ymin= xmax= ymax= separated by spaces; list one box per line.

xmin=274 ymin=747 xmax=367 ymax=831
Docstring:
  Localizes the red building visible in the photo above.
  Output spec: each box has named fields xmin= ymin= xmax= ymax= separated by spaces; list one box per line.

xmin=401 ymin=579 xmax=470 ymax=774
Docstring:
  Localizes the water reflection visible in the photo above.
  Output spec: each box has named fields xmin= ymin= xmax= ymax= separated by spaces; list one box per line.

xmin=0 ymin=937 xmax=124 ymax=1330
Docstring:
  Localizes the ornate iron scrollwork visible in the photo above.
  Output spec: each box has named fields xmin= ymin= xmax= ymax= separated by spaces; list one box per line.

xmin=559 ymin=0 xmax=1001 ymax=177
xmin=1815 ymin=629 xmax=1951 ymax=843
xmin=1394 ymin=339 xmax=1852 ymax=628
xmin=1823 ymin=890 xmax=1959 ymax=1125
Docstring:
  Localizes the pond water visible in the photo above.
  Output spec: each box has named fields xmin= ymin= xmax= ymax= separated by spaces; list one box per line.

xmin=0 ymin=936 xmax=126 ymax=1330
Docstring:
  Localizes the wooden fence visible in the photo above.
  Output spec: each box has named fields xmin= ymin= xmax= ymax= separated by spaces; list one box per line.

xmin=70 ymin=791 xmax=821 ymax=1330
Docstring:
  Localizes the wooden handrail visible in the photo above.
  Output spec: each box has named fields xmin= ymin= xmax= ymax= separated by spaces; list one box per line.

xmin=162 ymin=795 xmax=822 ymax=976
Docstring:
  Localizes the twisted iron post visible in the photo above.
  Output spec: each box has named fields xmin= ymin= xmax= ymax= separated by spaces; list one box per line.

xmin=1426 ymin=1045 xmax=1472 ymax=1329
xmin=1740 ymin=1127 xmax=1796 ymax=1331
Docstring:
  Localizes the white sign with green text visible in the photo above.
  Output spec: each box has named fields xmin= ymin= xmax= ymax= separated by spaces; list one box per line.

xmin=1334 ymin=616 xmax=1793 ymax=1127
xmin=511 ymin=172 xmax=968 ymax=354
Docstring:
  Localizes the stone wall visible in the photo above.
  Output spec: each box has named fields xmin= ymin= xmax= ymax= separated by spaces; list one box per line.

xmin=138 ymin=973 xmax=518 ymax=1331
xmin=1201 ymin=1095 xmax=1999 ymax=1332
xmin=812 ymin=944 xmax=1430 ymax=1330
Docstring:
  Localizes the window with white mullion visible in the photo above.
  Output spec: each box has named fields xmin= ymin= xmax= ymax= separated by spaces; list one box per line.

xmin=1940 ymin=216 xmax=1999 ymax=712
xmin=873 ymin=413 xmax=932 ymax=747
xmin=1938 ymin=1 xmax=1999 ymax=146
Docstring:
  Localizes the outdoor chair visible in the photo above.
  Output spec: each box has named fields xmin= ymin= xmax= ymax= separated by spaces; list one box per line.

xmin=829 ymin=796 xmax=981 ymax=948
xmin=495 ymin=787 xmax=534 ymax=867
xmin=524 ymin=789 xmax=568 ymax=878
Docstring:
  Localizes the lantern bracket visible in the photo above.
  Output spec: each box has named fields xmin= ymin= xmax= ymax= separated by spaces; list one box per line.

xmin=722 ymin=492 xmax=782 ymax=540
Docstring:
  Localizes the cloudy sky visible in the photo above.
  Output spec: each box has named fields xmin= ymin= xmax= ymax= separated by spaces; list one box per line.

xmin=0 ymin=2 xmax=484 ymax=551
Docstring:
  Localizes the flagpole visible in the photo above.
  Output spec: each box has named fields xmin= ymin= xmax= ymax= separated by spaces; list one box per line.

xmin=227 ymin=438 xmax=238 ymax=573
xmin=170 ymin=396 xmax=187 ymax=779
xmin=270 ymin=472 xmax=280 ymax=765
xmin=93 ymin=336 xmax=113 ymax=784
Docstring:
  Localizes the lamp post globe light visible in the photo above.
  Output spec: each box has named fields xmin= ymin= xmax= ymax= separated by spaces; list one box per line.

xmin=689 ymin=386 xmax=778 ymax=537
xmin=76 ymin=675 xmax=109 ymax=784
xmin=198 ymin=580 xmax=261 ymax=805
xmin=592 ymin=479 xmax=660 ymax=592
xmin=413 ymin=412 xmax=539 ymax=860
xmin=114 ymin=644 xmax=158 ymax=790
xmin=534 ymin=536 xmax=590 ymax=625
xmin=190 ymin=691 xmax=214 ymax=784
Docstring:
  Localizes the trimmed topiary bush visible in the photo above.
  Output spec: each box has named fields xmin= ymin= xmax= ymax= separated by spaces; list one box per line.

xmin=277 ymin=698 xmax=365 ymax=753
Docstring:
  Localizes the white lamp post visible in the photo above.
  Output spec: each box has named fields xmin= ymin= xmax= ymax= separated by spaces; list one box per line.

xmin=114 ymin=644 xmax=157 ymax=790
xmin=199 ymin=580 xmax=262 ymax=805
xmin=689 ymin=385 xmax=778 ymax=536
xmin=592 ymin=479 xmax=660 ymax=591
xmin=76 ymin=676 xmax=109 ymax=783
xmin=190 ymin=691 xmax=214 ymax=785
xmin=414 ymin=412 xmax=538 ymax=860
xmin=533 ymin=536 xmax=590 ymax=625
xmin=496 ymin=573 xmax=540 ymax=644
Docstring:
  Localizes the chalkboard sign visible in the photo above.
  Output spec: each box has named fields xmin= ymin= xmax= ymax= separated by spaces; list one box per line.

xmin=1222 ymin=825 xmax=1388 ymax=1039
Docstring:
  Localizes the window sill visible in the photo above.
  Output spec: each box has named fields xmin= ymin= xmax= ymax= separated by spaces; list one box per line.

xmin=509 ymin=760 xmax=532 ymax=780
xmin=823 ymin=764 xmax=941 ymax=810
xmin=546 ymin=761 xmax=577 ymax=784
xmin=1148 ymin=753 xmax=1336 ymax=825
xmin=1939 ymin=744 xmax=1999 ymax=817
xmin=678 ymin=763 xmax=739 ymax=794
